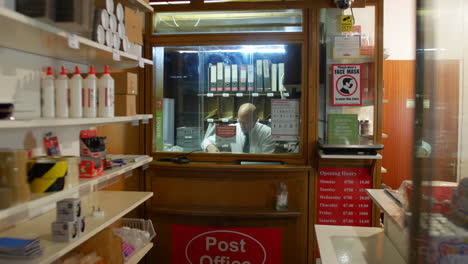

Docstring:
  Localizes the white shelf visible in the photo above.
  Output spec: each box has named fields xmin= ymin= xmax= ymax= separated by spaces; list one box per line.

xmin=0 ymin=8 xmax=153 ymax=70
xmin=319 ymin=150 xmax=382 ymax=160
xmin=366 ymin=189 xmax=405 ymax=229
xmin=0 ymin=191 xmax=153 ymax=264
xmin=127 ymin=0 xmax=154 ymax=12
xmin=126 ymin=243 xmax=153 ymax=264
xmin=0 ymin=114 xmax=152 ymax=129
xmin=0 ymin=155 xmax=152 ymax=223
xmin=315 ymin=225 xmax=405 ymax=264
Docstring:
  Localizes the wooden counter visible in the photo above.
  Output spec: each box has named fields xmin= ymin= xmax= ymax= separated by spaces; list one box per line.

xmin=146 ymin=162 xmax=311 ymax=264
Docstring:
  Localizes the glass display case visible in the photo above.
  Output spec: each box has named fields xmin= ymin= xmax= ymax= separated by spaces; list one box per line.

xmin=318 ymin=6 xmax=383 ymax=155
xmin=153 ymin=44 xmax=303 ymax=155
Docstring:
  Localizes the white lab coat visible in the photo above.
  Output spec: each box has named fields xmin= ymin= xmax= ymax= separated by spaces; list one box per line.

xmin=201 ymin=122 xmax=275 ymax=154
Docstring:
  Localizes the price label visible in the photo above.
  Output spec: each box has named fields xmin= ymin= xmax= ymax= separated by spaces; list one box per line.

xmin=184 ymin=136 xmax=193 ymax=139
xmin=131 ymin=119 xmax=139 ymax=126
xmin=142 ymin=118 xmax=149 ymax=124
xmin=236 ymin=93 xmax=243 ymax=97
xmin=252 ymin=93 xmax=259 ymax=97
xmin=138 ymin=57 xmax=145 ymax=68
xmin=113 ymin=49 xmax=121 ymax=61
xmin=283 ymin=92 xmax=290 ymax=97
xmin=67 ymin=34 xmax=80 ymax=49
xmin=221 ymin=118 xmax=229 ymax=123
xmin=124 ymin=170 xmax=133 ymax=179
xmin=207 ymin=93 xmax=214 ymax=97
xmin=222 ymin=93 xmax=229 ymax=97
xmin=207 ymin=118 xmax=214 ymax=123
xmin=267 ymin=93 xmax=274 ymax=97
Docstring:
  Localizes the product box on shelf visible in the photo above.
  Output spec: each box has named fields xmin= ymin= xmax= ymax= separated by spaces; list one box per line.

xmin=57 ymin=198 xmax=81 ymax=222
xmin=79 ymin=130 xmax=106 ymax=178
xmin=115 ymin=95 xmax=136 ymax=116
xmin=114 ymin=72 xmax=138 ymax=95
xmin=124 ymin=6 xmax=143 ymax=45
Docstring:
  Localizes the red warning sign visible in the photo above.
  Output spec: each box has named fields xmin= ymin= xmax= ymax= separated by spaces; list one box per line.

xmin=332 ymin=64 xmax=362 ymax=106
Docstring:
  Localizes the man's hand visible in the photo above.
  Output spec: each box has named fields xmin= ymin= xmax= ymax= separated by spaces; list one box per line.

xmin=206 ymin=144 xmax=220 ymax=153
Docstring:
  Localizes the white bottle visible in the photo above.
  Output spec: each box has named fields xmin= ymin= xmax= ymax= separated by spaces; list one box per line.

xmin=83 ymin=66 xmax=97 ymax=118
xmin=55 ymin=66 xmax=69 ymax=118
xmin=70 ymin=66 xmax=83 ymax=118
xmin=276 ymin=182 xmax=288 ymax=211
xmin=98 ymin=65 xmax=114 ymax=117
xmin=41 ymin=67 xmax=55 ymax=118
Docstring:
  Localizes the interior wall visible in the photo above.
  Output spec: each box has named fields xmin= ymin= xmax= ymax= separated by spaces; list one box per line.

xmin=380 ymin=0 xmax=416 ymax=188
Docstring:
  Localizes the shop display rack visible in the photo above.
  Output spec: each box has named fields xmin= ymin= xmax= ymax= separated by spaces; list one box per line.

xmin=0 ymin=8 xmax=153 ymax=70
xmin=0 ymin=155 xmax=153 ymax=223
xmin=126 ymin=243 xmax=154 ymax=264
xmin=0 ymin=191 xmax=153 ymax=264
xmin=0 ymin=115 xmax=152 ymax=129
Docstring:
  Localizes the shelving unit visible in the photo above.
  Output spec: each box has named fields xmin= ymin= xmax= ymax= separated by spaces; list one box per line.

xmin=0 ymin=191 xmax=153 ymax=264
xmin=127 ymin=0 xmax=154 ymax=12
xmin=0 ymin=2 xmax=155 ymax=263
xmin=126 ymin=243 xmax=154 ymax=264
xmin=0 ymin=115 xmax=152 ymax=129
xmin=0 ymin=7 xmax=153 ymax=70
xmin=0 ymin=155 xmax=152 ymax=223
xmin=198 ymin=92 xmax=288 ymax=98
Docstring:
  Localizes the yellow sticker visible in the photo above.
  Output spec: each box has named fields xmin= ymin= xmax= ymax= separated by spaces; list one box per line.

xmin=341 ymin=25 xmax=353 ymax=32
xmin=340 ymin=15 xmax=353 ymax=32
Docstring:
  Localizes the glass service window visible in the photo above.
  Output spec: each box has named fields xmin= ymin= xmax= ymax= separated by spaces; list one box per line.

xmin=318 ymin=7 xmax=377 ymax=147
xmin=153 ymin=44 xmax=302 ymax=155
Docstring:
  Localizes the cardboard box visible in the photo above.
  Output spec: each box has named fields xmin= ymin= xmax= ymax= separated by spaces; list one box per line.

xmin=115 ymin=95 xmax=136 ymax=116
xmin=124 ymin=7 xmax=143 ymax=45
xmin=113 ymin=72 xmax=138 ymax=95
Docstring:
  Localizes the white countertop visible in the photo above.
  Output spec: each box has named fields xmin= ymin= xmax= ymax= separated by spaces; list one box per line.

xmin=315 ymin=225 xmax=406 ymax=264
xmin=366 ymin=189 xmax=406 ymax=229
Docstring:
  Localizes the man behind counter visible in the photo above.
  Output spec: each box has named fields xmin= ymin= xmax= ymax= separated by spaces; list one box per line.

xmin=201 ymin=103 xmax=275 ymax=154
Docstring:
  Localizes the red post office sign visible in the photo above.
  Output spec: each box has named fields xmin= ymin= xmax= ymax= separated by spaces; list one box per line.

xmin=171 ymin=225 xmax=282 ymax=264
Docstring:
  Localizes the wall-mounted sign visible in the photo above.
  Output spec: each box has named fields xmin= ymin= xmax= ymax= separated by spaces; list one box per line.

xmin=340 ymin=15 xmax=353 ymax=32
xmin=333 ymin=35 xmax=361 ymax=59
xmin=332 ymin=64 xmax=362 ymax=106
xmin=271 ymin=99 xmax=300 ymax=141
xmin=171 ymin=225 xmax=282 ymax=264
xmin=317 ymin=168 xmax=373 ymax=227
xmin=216 ymin=125 xmax=236 ymax=145
xmin=327 ymin=114 xmax=359 ymax=145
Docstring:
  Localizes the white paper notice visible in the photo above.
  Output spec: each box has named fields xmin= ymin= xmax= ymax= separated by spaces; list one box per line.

xmin=271 ymin=99 xmax=300 ymax=141
xmin=333 ymin=35 xmax=361 ymax=59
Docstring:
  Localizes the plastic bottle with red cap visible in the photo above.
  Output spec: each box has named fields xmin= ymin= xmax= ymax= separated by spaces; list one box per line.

xmin=70 ymin=66 xmax=83 ymax=118
xmin=41 ymin=67 xmax=55 ymax=118
xmin=98 ymin=65 xmax=114 ymax=117
xmin=84 ymin=66 xmax=97 ymax=118
xmin=55 ymin=66 xmax=69 ymax=118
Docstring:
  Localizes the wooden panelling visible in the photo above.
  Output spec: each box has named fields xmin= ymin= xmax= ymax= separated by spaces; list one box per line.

xmin=147 ymin=165 xmax=309 ymax=264
xmin=382 ymin=60 xmax=415 ymax=189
